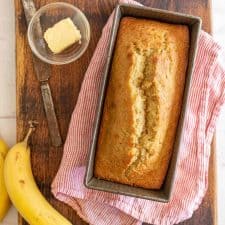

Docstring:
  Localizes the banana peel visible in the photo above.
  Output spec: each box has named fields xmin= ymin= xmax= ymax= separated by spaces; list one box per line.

xmin=0 ymin=139 xmax=11 ymax=221
xmin=4 ymin=122 xmax=72 ymax=225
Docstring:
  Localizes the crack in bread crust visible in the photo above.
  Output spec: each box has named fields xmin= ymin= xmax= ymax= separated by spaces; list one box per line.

xmin=125 ymin=45 xmax=161 ymax=177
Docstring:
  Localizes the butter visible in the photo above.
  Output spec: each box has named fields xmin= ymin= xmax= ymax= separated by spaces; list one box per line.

xmin=44 ymin=18 xmax=81 ymax=54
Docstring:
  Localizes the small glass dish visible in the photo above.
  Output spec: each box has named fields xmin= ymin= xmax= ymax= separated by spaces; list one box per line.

xmin=28 ymin=2 xmax=90 ymax=65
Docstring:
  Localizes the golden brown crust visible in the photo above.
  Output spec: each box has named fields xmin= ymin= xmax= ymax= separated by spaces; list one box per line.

xmin=94 ymin=17 xmax=189 ymax=189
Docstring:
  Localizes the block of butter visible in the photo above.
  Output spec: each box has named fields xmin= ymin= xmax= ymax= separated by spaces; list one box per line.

xmin=44 ymin=17 xmax=81 ymax=54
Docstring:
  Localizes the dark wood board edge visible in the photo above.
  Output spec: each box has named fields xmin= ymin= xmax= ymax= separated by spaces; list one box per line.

xmin=211 ymin=135 xmax=217 ymax=225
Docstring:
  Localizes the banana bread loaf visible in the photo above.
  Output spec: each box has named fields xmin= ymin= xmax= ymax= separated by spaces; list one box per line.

xmin=94 ymin=17 xmax=189 ymax=189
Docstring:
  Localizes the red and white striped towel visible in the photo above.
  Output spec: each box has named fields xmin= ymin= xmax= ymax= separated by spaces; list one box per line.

xmin=52 ymin=1 xmax=225 ymax=224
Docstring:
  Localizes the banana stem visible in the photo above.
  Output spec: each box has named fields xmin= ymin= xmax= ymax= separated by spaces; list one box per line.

xmin=23 ymin=121 xmax=38 ymax=144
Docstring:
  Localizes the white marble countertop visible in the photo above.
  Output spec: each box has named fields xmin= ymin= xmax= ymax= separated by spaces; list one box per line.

xmin=0 ymin=1 xmax=225 ymax=225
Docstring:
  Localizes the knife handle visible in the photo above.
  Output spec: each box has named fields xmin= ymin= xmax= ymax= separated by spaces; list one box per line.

xmin=40 ymin=82 xmax=62 ymax=147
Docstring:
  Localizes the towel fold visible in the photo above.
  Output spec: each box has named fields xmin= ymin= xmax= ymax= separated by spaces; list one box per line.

xmin=52 ymin=1 xmax=225 ymax=224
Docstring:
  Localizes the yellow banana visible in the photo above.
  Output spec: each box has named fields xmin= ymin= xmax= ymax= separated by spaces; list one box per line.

xmin=4 ymin=122 xmax=72 ymax=225
xmin=0 ymin=139 xmax=10 ymax=221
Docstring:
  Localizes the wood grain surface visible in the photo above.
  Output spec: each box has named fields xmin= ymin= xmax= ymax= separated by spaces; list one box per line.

xmin=15 ymin=0 xmax=215 ymax=224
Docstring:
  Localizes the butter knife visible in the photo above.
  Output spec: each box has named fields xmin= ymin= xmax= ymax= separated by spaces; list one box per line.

xmin=21 ymin=0 xmax=62 ymax=147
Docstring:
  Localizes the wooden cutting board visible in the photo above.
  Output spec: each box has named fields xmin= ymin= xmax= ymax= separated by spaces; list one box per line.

xmin=15 ymin=0 xmax=216 ymax=224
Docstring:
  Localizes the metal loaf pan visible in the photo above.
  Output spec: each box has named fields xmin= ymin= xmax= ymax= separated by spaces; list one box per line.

xmin=84 ymin=3 xmax=201 ymax=202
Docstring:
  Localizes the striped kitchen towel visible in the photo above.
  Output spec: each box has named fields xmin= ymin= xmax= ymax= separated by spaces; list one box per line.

xmin=51 ymin=0 xmax=225 ymax=224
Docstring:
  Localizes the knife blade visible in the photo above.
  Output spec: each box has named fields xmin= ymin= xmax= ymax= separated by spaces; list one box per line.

xmin=21 ymin=0 xmax=62 ymax=147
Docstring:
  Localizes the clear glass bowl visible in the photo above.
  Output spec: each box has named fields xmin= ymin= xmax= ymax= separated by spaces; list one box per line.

xmin=28 ymin=2 xmax=90 ymax=65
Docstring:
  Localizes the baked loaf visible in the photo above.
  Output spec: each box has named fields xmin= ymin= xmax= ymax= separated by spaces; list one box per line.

xmin=94 ymin=17 xmax=189 ymax=189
